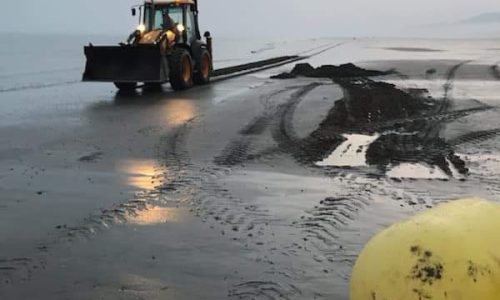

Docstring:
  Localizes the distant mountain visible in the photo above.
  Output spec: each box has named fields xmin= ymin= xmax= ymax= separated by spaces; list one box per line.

xmin=461 ymin=12 xmax=500 ymax=24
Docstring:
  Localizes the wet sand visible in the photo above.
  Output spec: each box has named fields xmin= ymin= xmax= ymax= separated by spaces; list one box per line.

xmin=1 ymin=38 xmax=500 ymax=299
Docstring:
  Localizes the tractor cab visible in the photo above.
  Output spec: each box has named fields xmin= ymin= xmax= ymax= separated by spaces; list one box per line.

xmin=132 ymin=0 xmax=201 ymax=46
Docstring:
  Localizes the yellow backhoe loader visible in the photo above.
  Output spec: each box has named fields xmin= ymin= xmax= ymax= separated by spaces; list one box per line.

xmin=82 ymin=0 xmax=212 ymax=91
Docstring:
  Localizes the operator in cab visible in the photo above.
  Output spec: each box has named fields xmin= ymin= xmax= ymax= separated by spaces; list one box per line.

xmin=162 ymin=9 xmax=180 ymax=36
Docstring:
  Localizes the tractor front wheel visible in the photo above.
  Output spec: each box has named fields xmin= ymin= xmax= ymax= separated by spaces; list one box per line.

xmin=169 ymin=48 xmax=194 ymax=91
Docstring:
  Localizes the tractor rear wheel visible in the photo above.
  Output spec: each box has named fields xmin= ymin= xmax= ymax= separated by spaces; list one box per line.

xmin=114 ymin=82 xmax=137 ymax=91
xmin=169 ymin=48 xmax=194 ymax=91
xmin=194 ymin=49 xmax=211 ymax=85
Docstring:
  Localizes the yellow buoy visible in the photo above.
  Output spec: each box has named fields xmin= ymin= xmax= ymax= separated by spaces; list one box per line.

xmin=351 ymin=198 xmax=500 ymax=300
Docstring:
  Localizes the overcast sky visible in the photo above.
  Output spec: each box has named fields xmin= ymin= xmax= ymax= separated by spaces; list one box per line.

xmin=1 ymin=0 xmax=500 ymax=38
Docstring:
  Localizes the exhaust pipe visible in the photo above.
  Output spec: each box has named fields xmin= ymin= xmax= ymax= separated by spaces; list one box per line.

xmin=204 ymin=31 xmax=213 ymax=71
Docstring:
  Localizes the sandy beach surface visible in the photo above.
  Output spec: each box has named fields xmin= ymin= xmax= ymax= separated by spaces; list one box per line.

xmin=1 ymin=35 xmax=500 ymax=299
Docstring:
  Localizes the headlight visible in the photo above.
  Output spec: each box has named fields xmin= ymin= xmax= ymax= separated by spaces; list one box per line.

xmin=176 ymin=24 xmax=185 ymax=32
xmin=166 ymin=30 xmax=176 ymax=42
xmin=137 ymin=23 xmax=146 ymax=33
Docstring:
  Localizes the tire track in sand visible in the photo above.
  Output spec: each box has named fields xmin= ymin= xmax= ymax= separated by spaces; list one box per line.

xmin=442 ymin=60 xmax=472 ymax=105
xmin=213 ymin=88 xmax=297 ymax=167
xmin=213 ymin=85 xmax=315 ymax=167
xmin=271 ymin=83 xmax=323 ymax=156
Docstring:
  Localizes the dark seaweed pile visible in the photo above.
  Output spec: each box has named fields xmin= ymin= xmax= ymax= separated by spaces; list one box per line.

xmin=271 ymin=63 xmax=390 ymax=79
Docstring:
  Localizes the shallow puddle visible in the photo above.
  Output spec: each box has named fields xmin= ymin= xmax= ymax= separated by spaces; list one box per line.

xmin=386 ymin=163 xmax=449 ymax=180
xmin=316 ymin=134 xmax=380 ymax=167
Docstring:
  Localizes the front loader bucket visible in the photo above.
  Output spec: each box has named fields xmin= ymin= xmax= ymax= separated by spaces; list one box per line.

xmin=82 ymin=45 xmax=168 ymax=83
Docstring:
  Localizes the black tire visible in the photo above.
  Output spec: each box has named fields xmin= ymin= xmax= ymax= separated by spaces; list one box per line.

xmin=193 ymin=49 xmax=211 ymax=85
xmin=114 ymin=82 xmax=137 ymax=91
xmin=169 ymin=48 xmax=194 ymax=91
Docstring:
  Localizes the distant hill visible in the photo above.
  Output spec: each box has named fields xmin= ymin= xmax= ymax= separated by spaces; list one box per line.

xmin=461 ymin=12 xmax=500 ymax=24
xmin=415 ymin=12 xmax=500 ymax=39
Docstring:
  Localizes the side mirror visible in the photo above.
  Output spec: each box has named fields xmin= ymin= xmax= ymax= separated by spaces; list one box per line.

xmin=131 ymin=8 xmax=136 ymax=16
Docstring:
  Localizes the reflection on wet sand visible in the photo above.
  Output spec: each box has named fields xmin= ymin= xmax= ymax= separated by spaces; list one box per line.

xmin=117 ymin=159 xmax=187 ymax=225
xmin=162 ymin=99 xmax=197 ymax=127
xmin=119 ymin=159 xmax=159 ymax=190
xmin=127 ymin=205 xmax=181 ymax=225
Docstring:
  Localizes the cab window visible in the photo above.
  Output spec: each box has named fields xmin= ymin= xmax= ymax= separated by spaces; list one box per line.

xmin=145 ymin=5 xmax=184 ymax=30
xmin=185 ymin=6 xmax=196 ymax=42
